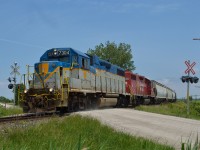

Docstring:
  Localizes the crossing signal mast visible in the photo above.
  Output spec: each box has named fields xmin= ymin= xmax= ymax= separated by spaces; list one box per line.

xmin=181 ymin=60 xmax=199 ymax=115
xmin=8 ymin=62 xmax=20 ymax=105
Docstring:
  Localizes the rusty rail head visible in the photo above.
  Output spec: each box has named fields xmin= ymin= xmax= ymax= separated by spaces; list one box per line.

xmin=0 ymin=112 xmax=53 ymax=123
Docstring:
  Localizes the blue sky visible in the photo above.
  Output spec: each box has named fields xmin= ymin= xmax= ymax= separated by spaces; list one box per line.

xmin=1 ymin=0 xmax=200 ymax=99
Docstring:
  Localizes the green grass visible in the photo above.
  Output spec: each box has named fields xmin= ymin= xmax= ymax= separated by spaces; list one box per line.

xmin=135 ymin=101 xmax=200 ymax=120
xmin=0 ymin=105 xmax=23 ymax=117
xmin=0 ymin=115 xmax=174 ymax=150
xmin=2 ymin=101 xmax=198 ymax=149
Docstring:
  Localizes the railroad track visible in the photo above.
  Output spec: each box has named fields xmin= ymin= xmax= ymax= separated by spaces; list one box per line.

xmin=0 ymin=112 xmax=61 ymax=123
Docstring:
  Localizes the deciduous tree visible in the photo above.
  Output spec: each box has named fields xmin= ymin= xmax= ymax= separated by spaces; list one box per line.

xmin=87 ymin=41 xmax=135 ymax=71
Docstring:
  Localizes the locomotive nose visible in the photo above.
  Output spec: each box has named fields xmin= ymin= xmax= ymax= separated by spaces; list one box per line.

xmin=38 ymin=63 xmax=49 ymax=75
xmin=35 ymin=61 xmax=60 ymax=75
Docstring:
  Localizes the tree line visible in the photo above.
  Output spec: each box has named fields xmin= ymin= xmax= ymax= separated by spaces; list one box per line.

xmin=0 ymin=96 xmax=12 ymax=103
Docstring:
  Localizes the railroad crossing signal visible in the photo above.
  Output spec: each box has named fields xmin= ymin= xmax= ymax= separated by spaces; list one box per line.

xmin=182 ymin=60 xmax=198 ymax=83
xmin=181 ymin=60 xmax=199 ymax=115
xmin=10 ymin=63 xmax=20 ymax=76
xmin=185 ymin=60 xmax=196 ymax=75
xmin=8 ymin=62 xmax=20 ymax=105
xmin=181 ymin=76 xmax=199 ymax=84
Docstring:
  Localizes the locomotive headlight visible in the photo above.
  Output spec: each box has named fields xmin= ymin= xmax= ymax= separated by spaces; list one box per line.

xmin=24 ymin=89 xmax=27 ymax=93
xmin=49 ymin=88 xmax=54 ymax=93
xmin=53 ymin=50 xmax=57 ymax=56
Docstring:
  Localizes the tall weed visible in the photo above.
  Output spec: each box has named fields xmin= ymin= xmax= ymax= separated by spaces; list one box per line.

xmin=181 ymin=135 xmax=199 ymax=150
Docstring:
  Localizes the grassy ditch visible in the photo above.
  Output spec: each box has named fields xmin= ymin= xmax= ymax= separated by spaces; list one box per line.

xmin=0 ymin=115 xmax=174 ymax=150
xmin=135 ymin=101 xmax=200 ymax=120
xmin=0 ymin=105 xmax=22 ymax=117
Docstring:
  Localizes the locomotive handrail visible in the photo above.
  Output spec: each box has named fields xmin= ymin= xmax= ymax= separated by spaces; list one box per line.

xmin=60 ymin=71 xmax=64 ymax=102
xmin=65 ymin=77 xmax=70 ymax=100
xmin=70 ymin=62 xmax=78 ymax=70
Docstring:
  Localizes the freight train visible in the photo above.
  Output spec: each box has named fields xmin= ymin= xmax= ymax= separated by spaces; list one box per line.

xmin=19 ymin=48 xmax=176 ymax=113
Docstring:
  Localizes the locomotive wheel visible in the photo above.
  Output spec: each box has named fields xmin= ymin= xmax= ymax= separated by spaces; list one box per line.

xmin=122 ymin=97 xmax=129 ymax=107
xmin=131 ymin=99 xmax=137 ymax=107
xmin=116 ymin=97 xmax=122 ymax=107
xmin=91 ymin=97 xmax=99 ymax=109
xmin=150 ymin=98 xmax=156 ymax=105
xmin=23 ymin=106 xmax=29 ymax=113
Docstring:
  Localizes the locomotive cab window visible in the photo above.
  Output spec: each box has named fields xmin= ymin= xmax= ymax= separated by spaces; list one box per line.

xmin=72 ymin=55 xmax=78 ymax=67
xmin=48 ymin=56 xmax=69 ymax=63
xmin=59 ymin=57 xmax=69 ymax=63
xmin=139 ymin=77 xmax=144 ymax=81
xmin=81 ymin=58 xmax=89 ymax=69
xmin=82 ymin=58 xmax=85 ymax=68
xmin=72 ymin=55 xmax=78 ymax=63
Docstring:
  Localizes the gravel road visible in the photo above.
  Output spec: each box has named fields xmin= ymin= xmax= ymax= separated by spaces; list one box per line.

xmin=77 ymin=108 xmax=200 ymax=150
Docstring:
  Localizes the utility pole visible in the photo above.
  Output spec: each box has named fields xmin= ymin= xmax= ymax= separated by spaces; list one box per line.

xmin=26 ymin=65 xmax=33 ymax=87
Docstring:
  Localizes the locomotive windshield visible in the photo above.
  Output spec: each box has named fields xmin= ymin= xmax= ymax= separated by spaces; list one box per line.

xmin=48 ymin=57 xmax=70 ymax=63
xmin=30 ymin=72 xmax=60 ymax=89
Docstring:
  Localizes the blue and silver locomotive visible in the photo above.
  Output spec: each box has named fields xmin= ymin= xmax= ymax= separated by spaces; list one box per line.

xmin=20 ymin=48 xmax=126 ymax=112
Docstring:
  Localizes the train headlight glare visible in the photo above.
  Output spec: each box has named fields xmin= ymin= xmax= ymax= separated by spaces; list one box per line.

xmin=24 ymin=90 xmax=27 ymax=93
xmin=49 ymin=88 xmax=54 ymax=92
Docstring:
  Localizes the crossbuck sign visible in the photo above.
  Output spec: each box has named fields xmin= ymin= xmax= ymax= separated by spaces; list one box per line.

xmin=185 ymin=60 xmax=196 ymax=75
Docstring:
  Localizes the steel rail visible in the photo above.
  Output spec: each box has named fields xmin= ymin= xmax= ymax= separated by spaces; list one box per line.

xmin=0 ymin=112 xmax=59 ymax=123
